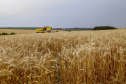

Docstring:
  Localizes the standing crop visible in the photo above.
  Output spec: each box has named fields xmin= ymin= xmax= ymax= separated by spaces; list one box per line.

xmin=0 ymin=29 xmax=126 ymax=84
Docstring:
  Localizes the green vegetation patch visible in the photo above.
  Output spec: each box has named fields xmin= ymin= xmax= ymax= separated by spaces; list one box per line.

xmin=0 ymin=32 xmax=16 ymax=36
xmin=10 ymin=32 xmax=16 ymax=35
xmin=1 ymin=32 xmax=9 ymax=35
xmin=94 ymin=26 xmax=116 ymax=30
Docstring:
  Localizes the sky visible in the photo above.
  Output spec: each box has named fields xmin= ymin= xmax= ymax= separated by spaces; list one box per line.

xmin=0 ymin=0 xmax=126 ymax=28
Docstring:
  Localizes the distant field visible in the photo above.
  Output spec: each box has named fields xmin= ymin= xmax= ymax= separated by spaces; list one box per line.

xmin=0 ymin=29 xmax=126 ymax=84
xmin=0 ymin=29 xmax=67 ymax=34
xmin=0 ymin=27 xmax=92 ymax=31
xmin=0 ymin=27 xmax=39 ymax=34
xmin=0 ymin=29 xmax=36 ymax=34
xmin=0 ymin=27 xmax=39 ymax=30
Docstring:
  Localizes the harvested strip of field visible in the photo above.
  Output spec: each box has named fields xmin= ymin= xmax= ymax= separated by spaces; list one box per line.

xmin=0 ymin=29 xmax=36 ymax=34
xmin=0 ymin=29 xmax=66 ymax=34
xmin=0 ymin=29 xmax=126 ymax=84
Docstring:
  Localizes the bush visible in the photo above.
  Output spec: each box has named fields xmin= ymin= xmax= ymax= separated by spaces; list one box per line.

xmin=1 ymin=32 xmax=9 ymax=35
xmin=94 ymin=26 xmax=116 ymax=30
xmin=0 ymin=32 xmax=16 ymax=36
xmin=10 ymin=32 xmax=15 ymax=35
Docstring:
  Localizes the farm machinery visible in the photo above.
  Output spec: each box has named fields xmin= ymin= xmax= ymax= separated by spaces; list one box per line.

xmin=36 ymin=27 xmax=52 ymax=33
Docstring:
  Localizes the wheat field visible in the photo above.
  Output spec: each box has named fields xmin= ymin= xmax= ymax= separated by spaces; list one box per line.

xmin=0 ymin=29 xmax=126 ymax=84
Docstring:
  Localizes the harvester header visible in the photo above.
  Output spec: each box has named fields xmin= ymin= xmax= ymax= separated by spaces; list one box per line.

xmin=36 ymin=27 xmax=52 ymax=33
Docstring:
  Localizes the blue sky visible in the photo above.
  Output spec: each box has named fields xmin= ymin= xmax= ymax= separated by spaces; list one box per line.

xmin=0 ymin=0 xmax=126 ymax=28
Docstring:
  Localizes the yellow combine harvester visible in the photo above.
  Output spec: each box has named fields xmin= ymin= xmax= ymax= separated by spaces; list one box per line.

xmin=36 ymin=27 xmax=52 ymax=33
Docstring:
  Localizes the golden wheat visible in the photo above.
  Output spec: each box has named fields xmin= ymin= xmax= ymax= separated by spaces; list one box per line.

xmin=0 ymin=29 xmax=126 ymax=84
